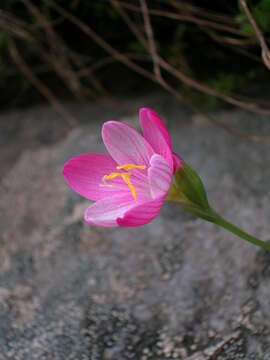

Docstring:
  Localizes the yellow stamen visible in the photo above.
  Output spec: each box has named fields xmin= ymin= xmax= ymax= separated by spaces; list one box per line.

xmin=116 ymin=164 xmax=146 ymax=171
xmin=103 ymin=172 xmax=137 ymax=201
xmin=103 ymin=172 xmax=123 ymax=181
xmin=121 ymin=173 xmax=137 ymax=201
xmin=103 ymin=163 xmax=145 ymax=201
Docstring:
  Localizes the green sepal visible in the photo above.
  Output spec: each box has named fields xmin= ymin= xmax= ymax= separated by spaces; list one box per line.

xmin=167 ymin=161 xmax=270 ymax=251
xmin=167 ymin=162 xmax=216 ymax=221
xmin=175 ymin=162 xmax=210 ymax=210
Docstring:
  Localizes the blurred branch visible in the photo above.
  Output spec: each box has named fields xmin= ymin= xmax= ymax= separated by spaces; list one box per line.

xmin=169 ymin=0 xmax=238 ymax=25
xmin=239 ymin=0 xmax=270 ymax=71
xmin=49 ymin=1 xmax=270 ymax=141
xmin=82 ymin=53 xmax=270 ymax=142
xmin=1 ymin=1 xmax=269 ymax=141
xmin=117 ymin=1 xmax=249 ymax=37
xmin=2 ymin=3 xmax=101 ymax=100
xmin=7 ymin=37 xmax=77 ymax=127
xmin=78 ymin=53 xmax=151 ymax=77
xmin=0 ymin=10 xmax=32 ymax=41
xmin=117 ymin=1 xmax=262 ymax=46
xmin=116 ymin=0 xmax=267 ymax=58
xmin=194 ymin=26 xmax=261 ymax=63
xmin=49 ymin=1 xmax=156 ymax=82
xmin=204 ymin=28 xmax=257 ymax=47
xmin=21 ymin=0 xmax=85 ymax=99
xmin=140 ymin=0 xmax=161 ymax=80
xmin=137 ymin=1 xmax=264 ymax=50
xmin=108 ymin=0 xmax=270 ymax=115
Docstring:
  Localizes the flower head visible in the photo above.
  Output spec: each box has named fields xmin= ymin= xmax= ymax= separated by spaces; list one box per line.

xmin=63 ymin=108 xmax=183 ymax=227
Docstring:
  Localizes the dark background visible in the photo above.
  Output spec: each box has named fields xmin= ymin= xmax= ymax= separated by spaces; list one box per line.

xmin=1 ymin=0 xmax=270 ymax=120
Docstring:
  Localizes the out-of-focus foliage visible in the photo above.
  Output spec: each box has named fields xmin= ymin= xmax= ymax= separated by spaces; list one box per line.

xmin=196 ymin=69 xmax=257 ymax=108
xmin=0 ymin=0 xmax=269 ymax=110
xmin=237 ymin=0 xmax=270 ymax=34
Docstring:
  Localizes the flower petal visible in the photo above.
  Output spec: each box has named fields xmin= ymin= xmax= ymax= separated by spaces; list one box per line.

xmin=117 ymin=196 xmax=165 ymax=227
xmin=172 ymin=152 xmax=184 ymax=173
xmin=148 ymin=154 xmax=172 ymax=198
xmin=84 ymin=194 xmax=134 ymax=227
xmin=139 ymin=108 xmax=173 ymax=169
xmin=63 ymin=153 xmax=129 ymax=201
xmin=102 ymin=121 xmax=154 ymax=166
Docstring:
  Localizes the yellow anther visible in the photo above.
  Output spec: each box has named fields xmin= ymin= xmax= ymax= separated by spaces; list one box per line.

xmin=121 ymin=173 xmax=137 ymax=201
xmin=103 ymin=172 xmax=137 ymax=201
xmin=103 ymin=172 xmax=122 ymax=181
xmin=103 ymin=163 xmax=145 ymax=201
xmin=116 ymin=164 xmax=146 ymax=171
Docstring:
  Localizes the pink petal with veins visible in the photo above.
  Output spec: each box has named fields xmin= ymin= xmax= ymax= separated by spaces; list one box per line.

xmin=148 ymin=154 xmax=172 ymax=198
xmin=62 ymin=153 xmax=129 ymax=201
xmin=102 ymin=121 xmax=154 ymax=166
xmin=117 ymin=195 xmax=166 ymax=227
xmin=84 ymin=193 xmax=135 ymax=227
xmin=139 ymin=108 xmax=173 ymax=170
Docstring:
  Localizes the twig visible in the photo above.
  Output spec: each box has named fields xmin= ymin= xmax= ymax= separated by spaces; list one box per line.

xmin=109 ymin=0 xmax=270 ymax=115
xmin=7 ymin=37 xmax=76 ymax=127
xmin=205 ymin=28 xmax=258 ymax=47
xmin=0 ymin=10 xmax=32 ymax=41
xmin=117 ymin=2 xmax=261 ymax=49
xmin=1 ymin=7 xmax=95 ymax=99
xmin=45 ymin=53 xmax=270 ymax=140
xmin=189 ymin=106 xmax=270 ymax=142
xmin=240 ymin=0 xmax=270 ymax=71
xmin=49 ymin=1 xmax=156 ymax=83
xmin=140 ymin=0 xmax=161 ymax=80
xmin=78 ymin=53 xmax=151 ymax=78
xmin=200 ymin=29 xmax=261 ymax=63
xmin=170 ymin=0 xmax=238 ymax=25
xmin=110 ymin=0 xmax=148 ymax=48
xmin=155 ymin=71 xmax=270 ymax=142
xmin=158 ymin=58 xmax=270 ymax=114
xmin=47 ymin=1 xmax=270 ymax=140
xmin=21 ymin=0 xmax=85 ymax=99
xmin=117 ymin=1 xmax=249 ymax=37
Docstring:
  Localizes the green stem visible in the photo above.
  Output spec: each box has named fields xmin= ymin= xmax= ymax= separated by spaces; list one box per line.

xmin=169 ymin=198 xmax=270 ymax=251
xmin=167 ymin=184 xmax=270 ymax=251
xmin=211 ymin=212 xmax=270 ymax=252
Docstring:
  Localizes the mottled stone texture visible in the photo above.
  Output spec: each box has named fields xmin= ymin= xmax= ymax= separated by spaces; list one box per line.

xmin=1 ymin=95 xmax=270 ymax=359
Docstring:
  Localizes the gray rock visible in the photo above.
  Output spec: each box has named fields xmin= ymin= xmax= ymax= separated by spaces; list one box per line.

xmin=1 ymin=94 xmax=270 ymax=359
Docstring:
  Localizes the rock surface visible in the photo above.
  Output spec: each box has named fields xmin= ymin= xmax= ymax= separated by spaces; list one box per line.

xmin=1 ymin=95 xmax=270 ymax=359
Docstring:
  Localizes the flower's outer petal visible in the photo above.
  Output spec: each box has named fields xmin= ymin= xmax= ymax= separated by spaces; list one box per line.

xmin=172 ymin=152 xmax=184 ymax=173
xmin=117 ymin=195 xmax=165 ymax=227
xmin=84 ymin=193 xmax=134 ymax=227
xmin=139 ymin=108 xmax=173 ymax=169
xmin=148 ymin=154 xmax=172 ymax=198
xmin=63 ymin=153 xmax=129 ymax=201
xmin=140 ymin=108 xmax=172 ymax=149
xmin=102 ymin=121 xmax=154 ymax=166
xmin=117 ymin=154 xmax=171 ymax=227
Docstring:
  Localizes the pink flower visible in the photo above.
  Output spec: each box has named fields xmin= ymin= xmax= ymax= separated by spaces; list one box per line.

xmin=63 ymin=108 xmax=183 ymax=227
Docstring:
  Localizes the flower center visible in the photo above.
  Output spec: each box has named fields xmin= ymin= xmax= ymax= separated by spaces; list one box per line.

xmin=103 ymin=164 xmax=146 ymax=201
